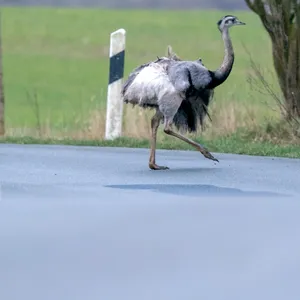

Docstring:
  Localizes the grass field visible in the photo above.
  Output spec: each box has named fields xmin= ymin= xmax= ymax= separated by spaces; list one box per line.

xmin=1 ymin=7 xmax=299 ymax=157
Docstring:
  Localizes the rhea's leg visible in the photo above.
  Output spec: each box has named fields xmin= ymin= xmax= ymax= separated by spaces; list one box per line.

xmin=163 ymin=119 xmax=219 ymax=162
xmin=149 ymin=110 xmax=169 ymax=170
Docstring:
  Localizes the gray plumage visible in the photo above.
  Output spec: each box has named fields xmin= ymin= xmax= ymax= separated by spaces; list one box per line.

xmin=122 ymin=57 xmax=211 ymax=132
xmin=121 ymin=15 xmax=246 ymax=170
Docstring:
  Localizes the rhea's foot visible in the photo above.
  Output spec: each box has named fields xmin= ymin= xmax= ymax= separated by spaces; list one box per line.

xmin=199 ymin=146 xmax=219 ymax=162
xmin=149 ymin=162 xmax=170 ymax=170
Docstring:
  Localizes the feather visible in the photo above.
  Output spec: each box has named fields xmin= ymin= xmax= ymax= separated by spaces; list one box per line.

xmin=122 ymin=56 xmax=214 ymax=133
xmin=168 ymin=61 xmax=213 ymax=91
xmin=173 ymin=89 xmax=214 ymax=133
xmin=122 ymin=58 xmax=177 ymax=108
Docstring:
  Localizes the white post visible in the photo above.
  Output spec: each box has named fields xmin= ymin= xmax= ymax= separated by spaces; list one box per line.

xmin=105 ymin=28 xmax=126 ymax=140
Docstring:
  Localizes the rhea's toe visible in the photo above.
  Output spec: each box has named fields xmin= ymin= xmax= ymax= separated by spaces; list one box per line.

xmin=207 ymin=154 xmax=219 ymax=162
xmin=212 ymin=157 xmax=219 ymax=162
xmin=201 ymin=148 xmax=219 ymax=162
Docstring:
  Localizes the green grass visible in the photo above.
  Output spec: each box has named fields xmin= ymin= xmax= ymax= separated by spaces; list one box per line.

xmin=1 ymin=7 xmax=299 ymax=159
xmin=2 ymin=7 xmax=276 ymax=128
xmin=1 ymin=133 xmax=300 ymax=159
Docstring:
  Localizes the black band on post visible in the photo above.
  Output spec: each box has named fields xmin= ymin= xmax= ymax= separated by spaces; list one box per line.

xmin=109 ymin=50 xmax=125 ymax=85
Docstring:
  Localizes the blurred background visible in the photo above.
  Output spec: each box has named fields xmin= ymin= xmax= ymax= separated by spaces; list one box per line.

xmin=0 ymin=0 xmax=248 ymax=10
xmin=2 ymin=0 xmax=293 ymax=157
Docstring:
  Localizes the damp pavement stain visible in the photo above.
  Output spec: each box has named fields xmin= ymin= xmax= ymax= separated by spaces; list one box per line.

xmin=105 ymin=183 xmax=286 ymax=197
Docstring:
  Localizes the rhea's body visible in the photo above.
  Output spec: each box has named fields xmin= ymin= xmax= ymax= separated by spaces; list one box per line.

xmin=123 ymin=57 xmax=214 ymax=132
xmin=122 ymin=15 xmax=246 ymax=170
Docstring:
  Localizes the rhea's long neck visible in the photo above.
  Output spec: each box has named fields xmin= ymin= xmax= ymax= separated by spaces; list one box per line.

xmin=210 ymin=27 xmax=234 ymax=89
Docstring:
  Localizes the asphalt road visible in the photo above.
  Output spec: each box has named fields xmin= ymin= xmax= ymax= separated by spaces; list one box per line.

xmin=0 ymin=143 xmax=300 ymax=300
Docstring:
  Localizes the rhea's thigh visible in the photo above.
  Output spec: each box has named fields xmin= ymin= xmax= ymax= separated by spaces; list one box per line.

xmin=158 ymin=92 xmax=183 ymax=122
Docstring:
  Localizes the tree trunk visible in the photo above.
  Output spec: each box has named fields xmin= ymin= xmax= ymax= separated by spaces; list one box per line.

xmin=245 ymin=0 xmax=300 ymax=120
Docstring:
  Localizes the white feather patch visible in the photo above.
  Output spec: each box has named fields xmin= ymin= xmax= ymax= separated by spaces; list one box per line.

xmin=123 ymin=62 xmax=178 ymax=107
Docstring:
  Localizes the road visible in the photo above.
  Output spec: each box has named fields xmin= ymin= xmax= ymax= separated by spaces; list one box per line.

xmin=0 ymin=143 xmax=300 ymax=300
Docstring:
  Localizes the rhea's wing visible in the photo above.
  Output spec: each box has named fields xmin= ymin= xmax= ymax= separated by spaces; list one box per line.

xmin=121 ymin=56 xmax=172 ymax=96
xmin=121 ymin=62 xmax=152 ymax=96
xmin=167 ymin=62 xmax=191 ymax=93
xmin=167 ymin=61 xmax=213 ymax=93
xmin=122 ymin=57 xmax=176 ymax=107
xmin=188 ymin=62 xmax=213 ymax=90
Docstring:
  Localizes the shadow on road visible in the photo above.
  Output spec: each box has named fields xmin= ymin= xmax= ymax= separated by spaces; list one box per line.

xmin=105 ymin=184 xmax=286 ymax=198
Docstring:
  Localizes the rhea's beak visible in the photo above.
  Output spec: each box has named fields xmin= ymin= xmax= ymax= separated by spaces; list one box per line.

xmin=236 ymin=20 xmax=246 ymax=25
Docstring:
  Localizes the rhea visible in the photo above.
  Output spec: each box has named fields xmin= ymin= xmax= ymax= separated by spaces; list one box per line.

xmin=122 ymin=15 xmax=246 ymax=170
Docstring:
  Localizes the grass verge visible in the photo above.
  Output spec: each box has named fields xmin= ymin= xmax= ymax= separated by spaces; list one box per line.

xmin=1 ymin=132 xmax=300 ymax=159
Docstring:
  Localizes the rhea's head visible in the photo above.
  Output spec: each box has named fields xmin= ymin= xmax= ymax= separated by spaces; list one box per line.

xmin=217 ymin=15 xmax=246 ymax=31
